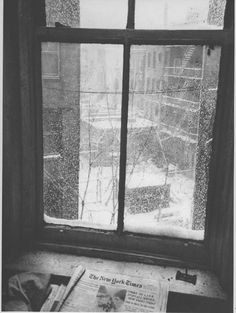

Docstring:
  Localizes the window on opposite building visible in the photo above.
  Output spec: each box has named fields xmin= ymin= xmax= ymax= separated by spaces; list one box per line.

xmin=41 ymin=42 xmax=60 ymax=79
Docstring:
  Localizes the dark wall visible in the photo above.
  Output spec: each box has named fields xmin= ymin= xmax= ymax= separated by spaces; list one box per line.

xmin=3 ymin=0 xmax=45 ymax=259
xmin=3 ymin=0 xmax=22 ymax=259
xmin=209 ymin=45 xmax=233 ymax=301
xmin=207 ymin=0 xmax=234 ymax=305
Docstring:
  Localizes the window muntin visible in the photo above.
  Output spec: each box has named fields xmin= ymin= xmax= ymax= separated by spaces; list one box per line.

xmin=135 ymin=0 xmax=226 ymax=30
xmin=40 ymin=0 xmax=229 ymax=249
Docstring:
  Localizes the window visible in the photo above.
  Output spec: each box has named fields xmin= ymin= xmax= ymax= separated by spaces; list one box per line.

xmin=147 ymin=52 xmax=152 ymax=68
xmin=173 ymin=58 xmax=182 ymax=75
xmin=34 ymin=0 xmax=232 ymax=266
xmin=41 ymin=42 xmax=60 ymax=79
xmin=153 ymin=51 xmax=156 ymax=69
xmin=151 ymin=78 xmax=155 ymax=91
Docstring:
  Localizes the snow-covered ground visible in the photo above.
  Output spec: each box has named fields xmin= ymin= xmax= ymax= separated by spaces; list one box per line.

xmin=45 ymin=156 xmax=204 ymax=241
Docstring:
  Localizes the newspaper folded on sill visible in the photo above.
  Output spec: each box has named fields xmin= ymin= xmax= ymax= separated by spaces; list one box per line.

xmin=60 ymin=269 xmax=169 ymax=312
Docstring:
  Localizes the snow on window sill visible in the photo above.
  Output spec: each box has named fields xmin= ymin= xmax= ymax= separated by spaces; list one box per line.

xmin=44 ymin=213 xmax=203 ymax=240
xmin=44 ymin=213 xmax=117 ymax=231
xmin=124 ymin=223 xmax=204 ymax=241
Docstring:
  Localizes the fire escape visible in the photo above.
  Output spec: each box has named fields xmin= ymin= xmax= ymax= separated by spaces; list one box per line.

xmin=159 ymin=45 xmax=204 ymax=170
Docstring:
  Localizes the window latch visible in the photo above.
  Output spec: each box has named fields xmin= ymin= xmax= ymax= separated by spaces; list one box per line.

xmin=175 ymin=268 xmax=197 ymax=285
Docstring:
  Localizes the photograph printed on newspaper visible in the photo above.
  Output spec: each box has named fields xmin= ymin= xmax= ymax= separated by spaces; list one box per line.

xmin=61 ymin=269 xmax=169 ymax=312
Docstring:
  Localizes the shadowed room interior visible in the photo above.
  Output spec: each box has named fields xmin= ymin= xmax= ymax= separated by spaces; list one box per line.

xmin=2 ymin=0 xmax=233 ymax=312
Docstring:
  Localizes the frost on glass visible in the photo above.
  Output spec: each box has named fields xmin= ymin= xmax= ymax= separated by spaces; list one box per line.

xmin=135 ymin=0 xmax=226 ymax=29
xmin=45 ymin=0 xmax=80 ymax=27
xmin=42 ymin=43 xmax=123 ymax=230
xmin=124 ymin=45 xmax=221 ymax=240
xmin=45 ymin=0 xmax=128 ymax=28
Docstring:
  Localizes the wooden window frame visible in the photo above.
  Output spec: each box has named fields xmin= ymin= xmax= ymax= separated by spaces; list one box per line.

xmin=18 ymin=0 xmax=233 ymax=269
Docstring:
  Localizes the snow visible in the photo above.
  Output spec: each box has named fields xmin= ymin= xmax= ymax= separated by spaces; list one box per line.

xmin=81 ymin=117 xmax=158 ymax=130
xmin=125 ymin=162 xmax=204 ymax=240
xmin=126 ymin=162 xmax=166 ymax=188
xmin=124 ymin=220 xmax=204 ymax=241
xmin=44 ymin=214 xmax=116 ymax=231
xmin=124 ymin=209 xmax=204 ymax=241
xmin=45 ymin=158 xmax=205 ymax=241
xmin=160 ymin=126 xmax=197 ymax=144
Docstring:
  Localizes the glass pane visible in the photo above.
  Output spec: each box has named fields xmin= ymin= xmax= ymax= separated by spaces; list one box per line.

xmin=135 ymin=0 xmax=226 ymax=29
xmin=124 ymin=45 xmax=221 ymax=240
xmin=42 ymin=42 xmax=60 ymax=78
xmin=46 ymin=0 xmax=128 ymax=28
xmin=42 ymin=43 xmax=123 ymax=230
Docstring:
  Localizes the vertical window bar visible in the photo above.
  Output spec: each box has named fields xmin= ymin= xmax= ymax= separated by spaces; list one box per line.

xmin=117 ymin=42 xmax=131 ymax=234
xmin=34 ymin=0 xmax=46 ymax=27
xmin=223 ymin=0 xmax=234 ymax=29
xmin=35 ymin=38 xmax=44 ymax=231
xmin=126 ymin=0 xmax=135 ymax=29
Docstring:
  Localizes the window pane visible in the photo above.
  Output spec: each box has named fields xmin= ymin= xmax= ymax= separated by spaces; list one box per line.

xmin=42 ymin=43 xmax=123 ymax=230
xmin=135 ymin=0 xmax=226 ymax=29
xmin=45 ymin=0 xmax=128 ymax=28
xmin=42 ymin=42 xmax=60 ymax=78
xmin=124 ymin=45 xmax=221 ymax=240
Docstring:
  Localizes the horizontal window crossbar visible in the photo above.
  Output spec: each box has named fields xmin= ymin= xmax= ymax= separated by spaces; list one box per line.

xmin=40 ymin=225 xmax=209 ymax=268
xmin=37 ymin=27 xmax=230 ymax=46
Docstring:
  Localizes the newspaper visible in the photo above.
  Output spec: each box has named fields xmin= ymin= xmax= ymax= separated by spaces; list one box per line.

xmin=61 ymin=269 xmax=168 ymax=312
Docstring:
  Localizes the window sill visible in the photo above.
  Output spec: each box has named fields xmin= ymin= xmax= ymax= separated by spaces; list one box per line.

xmin=44 ymin=215 xmax=204 ymax=241
xmin=3 ymin=249 xmax=226 ymax=301
xmin=39 ymin=226 xmax=209 ymax=269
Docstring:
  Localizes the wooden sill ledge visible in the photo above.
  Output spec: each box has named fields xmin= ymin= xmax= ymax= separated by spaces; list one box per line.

xmin=3 ymin=249 xmax=226 ymax=301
